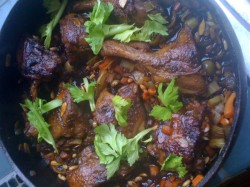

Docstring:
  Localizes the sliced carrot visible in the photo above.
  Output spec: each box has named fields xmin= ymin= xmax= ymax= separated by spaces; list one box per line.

xmin=223 ymin=92 xmax=236 ymax=119
xmin=172 ymin=179 xmax=183 ymax=187
xmin=192 ymin=174 xmax=204 ymax=187
xmin=162 ymin=125 xmax=173 ymax=136
xmin=142 ymin=91 xmax=150 ymax=100
xmin=149 ymin=165 xmax=159 ymax=177
xmin=98 ymin=57 xmax=113 ymax=70
xmin=224 ymin=90 xmax=232 ymax=102
xmin=148 ymin=88 xmax=157 ymax=95
xmin=220 ymin=117 xmax=230 ymax=126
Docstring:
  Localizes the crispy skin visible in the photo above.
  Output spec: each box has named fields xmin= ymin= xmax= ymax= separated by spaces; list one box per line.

xmin=60 ymin=13 xmax=91 ymax=64
xmin=47 ymin=87 xmax=90 ymax=140
xmin=93 ymin=89 xmax=117 ymax=125
xmin=148 ymin=99 xmax=206 ymax=165
xmin=66 ymin=146 xmax=107 ymax=187
xmin=176 ymin=74 xmax=207 ymax=95
xmin=17 ymin=37 xmax=61 ymax=80
xmin=93 ymin=83 xmax=146 ymax=138
xmin=101 ymin=26 xmax=201 ymax=82
xmin=101 ymin=26 xmax=207 ymax=95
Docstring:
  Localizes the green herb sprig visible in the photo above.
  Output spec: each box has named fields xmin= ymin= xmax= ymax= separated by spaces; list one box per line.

xmin=161 ymin=154 xmax=187 ymax=178
xmin=65 ymin=78 xmax=96 ymax=112
xmin=40 ymin=0 xmax=68 ymax=49
xmin=85 ymin=0 xmax=168 ymax=54
xmin=112 ymin=95 xmax=131 ymax=127
xmin=150 ymin=79 xmax=183 ymax=121
xmin=21 ymin=98 xmax=62 ymax=152
xmin=94 ymin=123 xmax=153 ymax=179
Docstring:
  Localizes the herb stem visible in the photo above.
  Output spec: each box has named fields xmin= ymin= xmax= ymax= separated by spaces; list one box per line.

xmin=41 ymin=99 xmax=62 ymax=114
xmin=44 ymin=0 xmax=68 ymax=48
xmin=104 ymin=24 xmax=134 ymax=37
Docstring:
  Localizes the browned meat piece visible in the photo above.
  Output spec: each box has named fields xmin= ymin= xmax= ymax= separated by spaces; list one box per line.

xmin=101 ymin=26 xmax=207 ymax=95
xmin=17 ymin=37 xmax=62 ymax=80
xmin=101 ymin=26 xmax=201 ymax=82
xmin=176 ymin=74 xmax=207 ymax=95
xmin=93 ymin=89 xmax=116 ymax=125
xmin=128 ymin=41 xmax=151 ymax=52
xmin=117 ymin=83 xmax=146 ymax=138
xmin=71 ymin=0 xmax=163 ymax=26
xmin=47 ymin=87 xmax=90 ymax=140
xmin=60 ymin=13 xmax=92 ymax=64
xmin=148 ymin=99 xmax=207 ymax=166
xmin=94 ymin=83 xmax=146 ymax=138
xmin=25 ymin=85 xmax=90 ymax=142
xmin=66 ymin=146 xmax=106 ymax=187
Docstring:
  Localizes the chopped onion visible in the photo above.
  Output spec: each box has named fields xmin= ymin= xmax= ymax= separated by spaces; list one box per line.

xmin=208 ymin=95 xmax=224 ymax=107
xmin=209 ymin=138 xmax=225 ymax=149
xmin=185 ymin=17 xmax=198 ymax=30
xmin=208 ymin=80 xmax=221 ymax=95
xmin=212 ymin=110 xmax=221 ymax=125
xmin=210 ymin=125 xmax=224 ymax=138
xmin=214 ymin=103 xmax=224 ymax=114
xmin=119 ymin=0 xmax=128 ymax=8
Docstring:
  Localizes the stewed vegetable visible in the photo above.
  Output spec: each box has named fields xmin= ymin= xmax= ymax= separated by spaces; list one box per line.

xmin=17 ymin=0 xmax=237 ymax=186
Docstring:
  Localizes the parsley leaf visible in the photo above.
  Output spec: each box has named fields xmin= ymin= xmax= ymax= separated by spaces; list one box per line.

xmin=88 ymin=0 xmax=113 ymax=25
xmin=85 ymin=23 xmax=134 ymax=54
xmin=150 ymin=79 xmax=183 ymax=121
xmin=94 ymin=124 xmax=153 ymax=179
xmin=40 ymin=0 xmax=68 ymax=49
xmin=147 ymin=13 xmax=168 ymax=24
xmin=84 ymin=0 xmax=168 ymax=54
xmin=65 ymin=78 xmax=96 ymax=112
xmin=126 ymin=127 xmax=152 ymax=166
xmin=149 ymin=105 xmax=172 ymax=121
xmin=94 ymin=124 xmax=127 ymax=178
xmin=85 ymin=24 xmax=105 ymax=55
xmin=112 ymin=95 xmax=132 ymax=127
xmin=161 ymin=154 xmax=187 ymax=178
xmin=158 ymin=79 xmax=183 ymax=112
xmin=130 ymin=16 xmax=168 ymax=42
xmin=113 ymin=27 xmax=141 ymax=42
xmin=21 ymin=98 xmax=62 ymax=152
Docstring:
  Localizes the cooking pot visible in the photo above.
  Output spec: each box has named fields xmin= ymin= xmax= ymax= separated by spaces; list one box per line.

xmin=0 ymin=0 xmax=248 ymax=186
